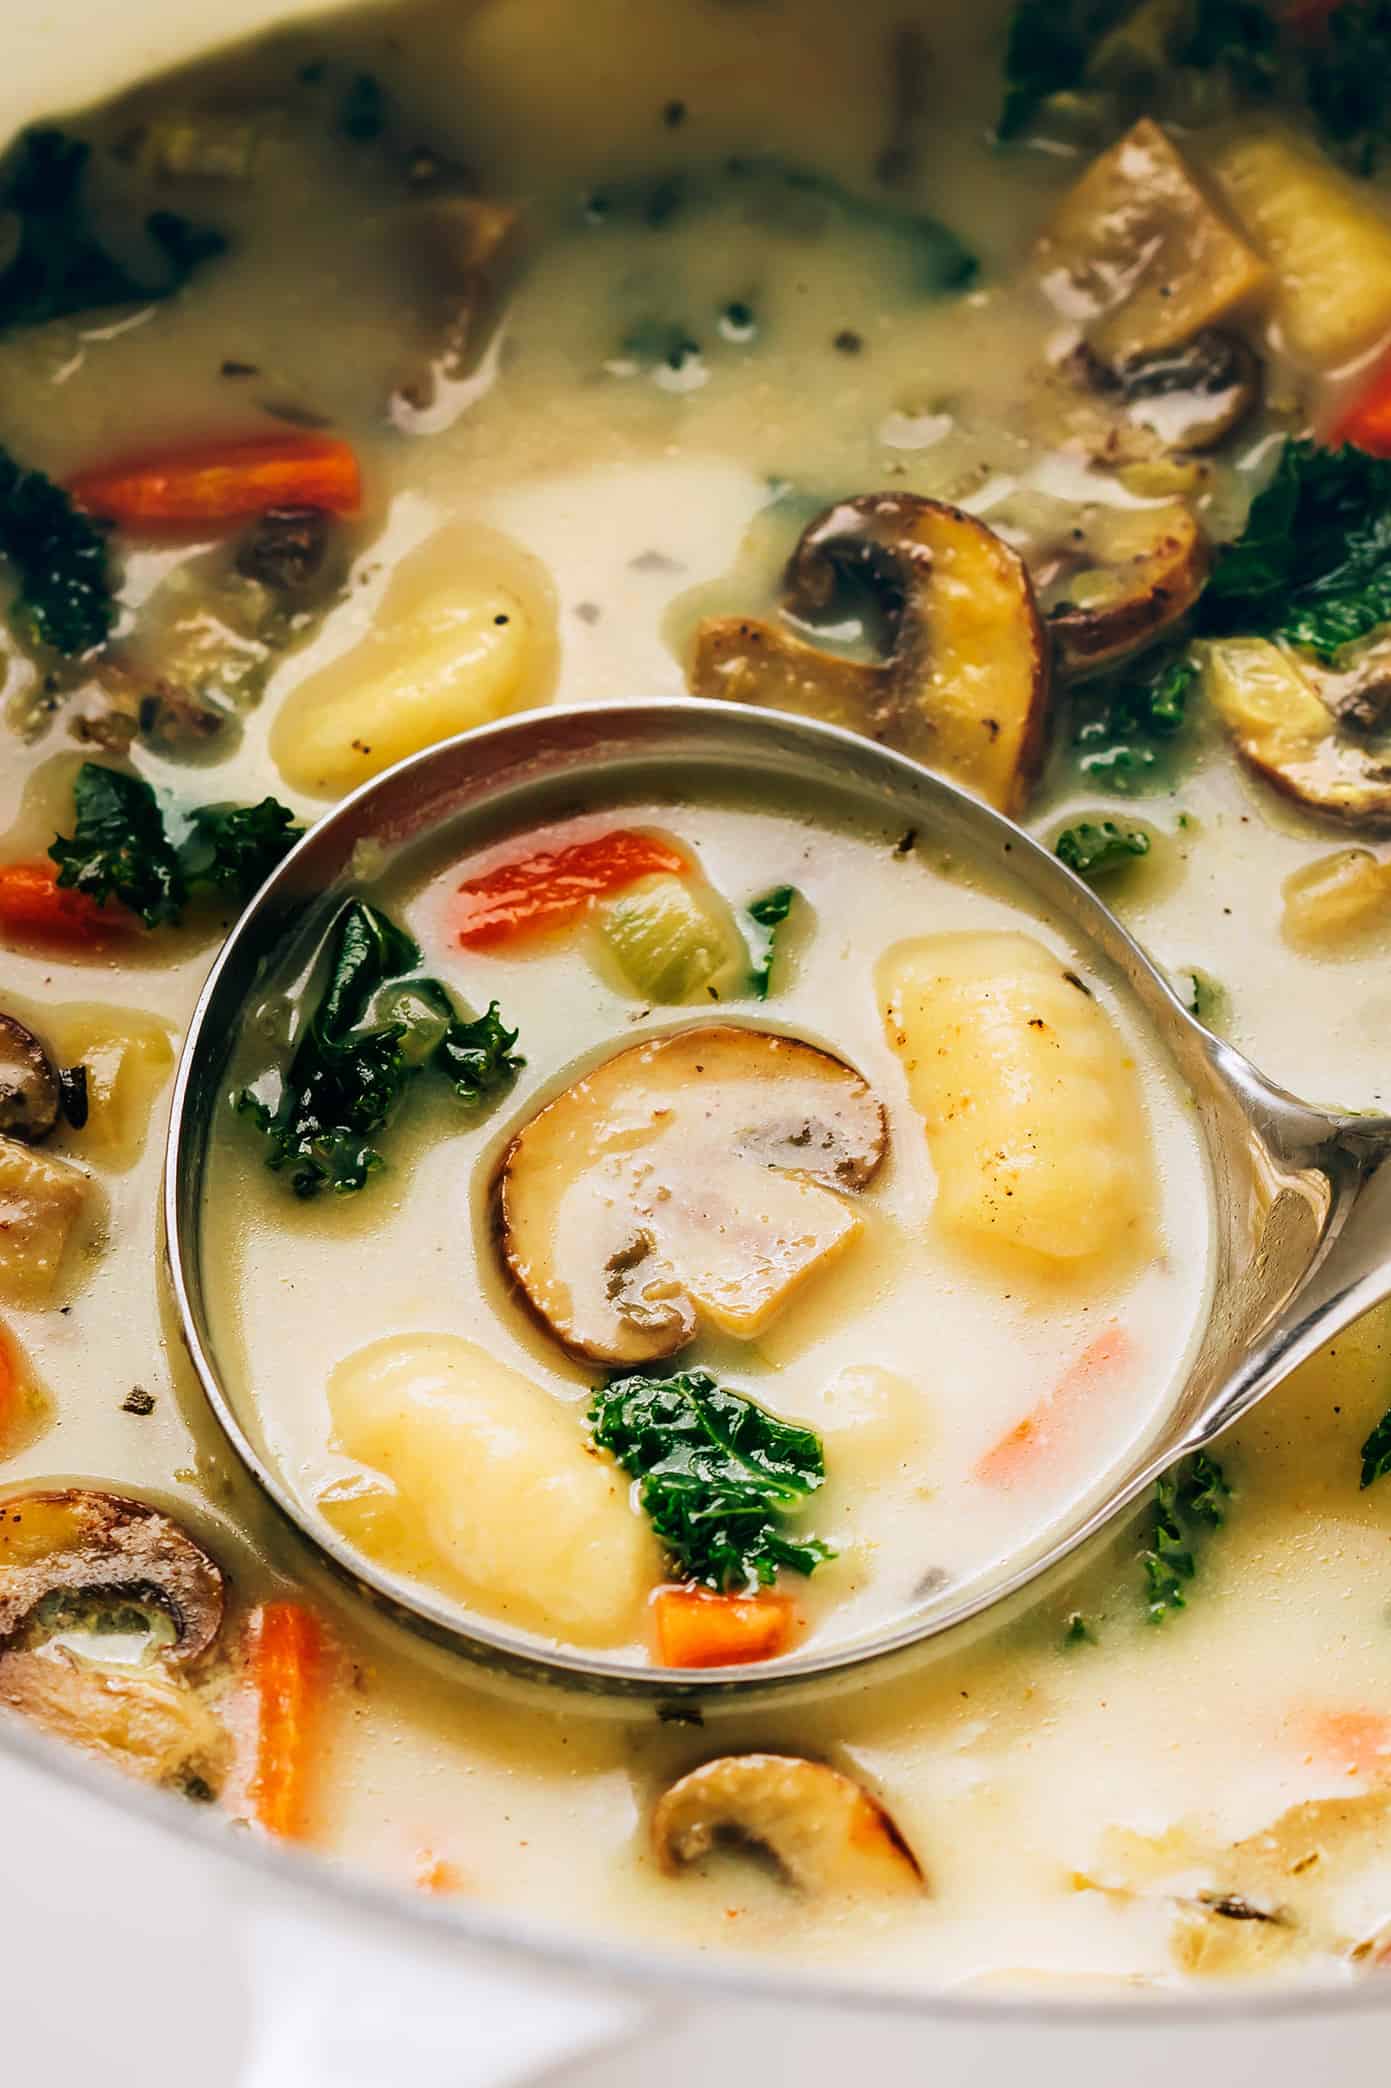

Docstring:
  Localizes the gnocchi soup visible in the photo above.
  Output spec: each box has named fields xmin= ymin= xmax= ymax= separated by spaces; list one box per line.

xmin=1 ymin=0 xmax=1391 ymax=1999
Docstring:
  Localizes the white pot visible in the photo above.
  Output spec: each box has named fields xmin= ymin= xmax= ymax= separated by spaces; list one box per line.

xmin=2 ymin=7 xmax=1387 ymax=2083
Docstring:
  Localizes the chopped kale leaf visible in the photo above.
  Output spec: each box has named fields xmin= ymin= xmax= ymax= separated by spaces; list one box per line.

xmin=0 ymin=443 xmax=115 ymax=656
xmin=1143 ymin=1451 xmax=1230 ymax=1621
xmin=1202 ymin=440 xmax=1391 ymax=664
xmin=588 ymin=1367 xmax=834 ymax=1591
xmin=48 ymin=761 xmax=304 ymax=927
xmin=239 ymin=897 xmax=520 ymax=1198
xmin=1073 ymin=651 xmax=1198 ymax=794
xmin=1056 ymin=818 xmax=1151 ymax=879
xmin=178 ymin=798 xmax=303 ymax=905
xmin=49 ymin=764 xmax=184 ymax=926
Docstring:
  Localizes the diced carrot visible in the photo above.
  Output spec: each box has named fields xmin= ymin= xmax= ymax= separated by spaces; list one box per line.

xmin=653 ymin=1585 xmax=796 ymax=1669
xmin=1327 ymin=355 xmax=1391 ymax=458
xmin=975 ymin=1324 xmax=1133 ymax=1488
xmin=1302 ymin=1707 xmax=1391 ymax=1778
xmin=0 ymin=1323 xmax=21 ymax=1452
xmin=0 ymin=861 xmax=132 ymax=951
xmin=247 ymin=1600 xmax=326 ymax=1839
xmin=452 ymin=829 xmax=692 ymax=948
xmin=69 ymin=434 xmax=362 ymax=531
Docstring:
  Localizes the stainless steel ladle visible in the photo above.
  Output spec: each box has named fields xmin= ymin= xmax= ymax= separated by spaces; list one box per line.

xmin=165 ymin=700 xmax=1391 ymax=1699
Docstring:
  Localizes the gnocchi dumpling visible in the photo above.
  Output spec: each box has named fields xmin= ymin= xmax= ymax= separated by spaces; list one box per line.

xmin=271 ymin=527 xmax=553 ymax=797
xmin=0 ymin=1136 xmax=92 ymax=1302
xmin=879 ymin=932 xmax=1151 ymax=1267
xmin=325 ymin=1333 xmax=658 ymax=1646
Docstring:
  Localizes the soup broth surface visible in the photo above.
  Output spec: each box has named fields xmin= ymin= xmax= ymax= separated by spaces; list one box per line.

xmin=2 ymin=0 xmax=1391 ymax=1997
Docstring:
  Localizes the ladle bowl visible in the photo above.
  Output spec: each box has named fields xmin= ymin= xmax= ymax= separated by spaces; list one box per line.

xmin=164 ymin=699 xmax=1391 ymax=1698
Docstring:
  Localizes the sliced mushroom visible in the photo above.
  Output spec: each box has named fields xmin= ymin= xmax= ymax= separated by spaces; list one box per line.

xmin=651 ymin=1754 xmax=924 ymax=1895
xmin=0 ymin=1490 xmax=226 ymax=1663
xmin=1035 ymin=118 xmax=1269 ymax=364
xmin=390 ymin=195 xmax=520 ymax=431
xmin=1045 ymin=502 xmax=1208 ymax=680
xmin=1067 ymin=331 xmax=1261 ymax=456
xmin=0 ymin=1648 xmax=230 ymax=1791
xmin=690 ymin=495 xmax=1049 ymax=816
xmin=496 ymin=1025 xmax=887 ymax=1365
xmin=235 ymin=506 xmax=337 ymax=598
xmin=1202 ymin=636 xmax=1391 ymax=826
xmin=0 ymin=1016 xmax=60 ymax=1144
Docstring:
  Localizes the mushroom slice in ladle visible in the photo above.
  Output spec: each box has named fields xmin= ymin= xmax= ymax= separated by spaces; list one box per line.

xmin=496 ymin=1026 xmax=887 ymax=1365
xmin=652 ymin=1754 xmax=924 ymax=1895
xmin=0 ymin=1489 xmax=226 ymax=1663
xmin=689 ymin=495 xmax=1049 ymax=817
xmin=1045 ymin=502 xmax=1208 ymax=681
xmin=0 ymin=1015 xmax=60 ymax=1145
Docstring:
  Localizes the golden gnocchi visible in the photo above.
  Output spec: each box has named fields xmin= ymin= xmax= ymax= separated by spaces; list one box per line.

xmin=878 ymin=932 xmax=1152 ymax=1268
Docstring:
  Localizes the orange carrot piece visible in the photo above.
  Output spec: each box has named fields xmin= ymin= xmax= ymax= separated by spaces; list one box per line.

xmin=1328 ymin=356 xmax=1391 ymax=459
xmin=653 ymin=1585 xmax=796 ymax=1669
xmin=975 ymin=1324 xmax=1133 ymax=1488
xmin=0 ymin=861 xmax=132 ymax=950
xmin=0 ymin=1324 xmax=21 ymax=1452
xmin=1302 ymin=1707 xmax=1391 ymax=1778
xmin=247 ymin=1601 xmax=326 ymax=1838
xmin=69 ymin=434 xmax=362 ymax=530
xmin=452 ymin=829 xmax=691 ymax=948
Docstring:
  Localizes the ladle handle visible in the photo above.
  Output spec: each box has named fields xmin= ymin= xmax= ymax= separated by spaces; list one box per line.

xmin=1184 ymin=1119 xmax=1391 ymax=1451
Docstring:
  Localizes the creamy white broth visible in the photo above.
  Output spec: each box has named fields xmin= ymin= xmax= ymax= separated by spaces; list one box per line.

xmin=202 ymin=790 xmax=1211 ymax=1662
xmin=0 ymin=0 xmax=1391 ymax=1996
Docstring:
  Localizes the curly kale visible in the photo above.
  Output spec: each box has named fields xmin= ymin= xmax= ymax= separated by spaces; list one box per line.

xmin=48 ymin=762 xmax=303 ymax=927
xmin=1056 ymin=818 xmax=1151 ymax=880
xmin=238 ymin=898 xmax=521 ymax=1198
xmin=1073 ymin=651 xmax=1198 ymax=794
xmin=1142 ymin=1451 xmax=1231 ymax=1621
xmin=49 ymin=764 xmax=184 ymax=925
xmin=178 ymin=798 xmax=304 ymax=904
xmin=0 ymin=127 xmax=226 ymax=334
xmin=588 ymin=1368 xmax=834 ymax=1591
xmin=0 ymin=444 xmax=115 ymax=657
xmin=1202 ymin=440 xmax=1391 ymax=664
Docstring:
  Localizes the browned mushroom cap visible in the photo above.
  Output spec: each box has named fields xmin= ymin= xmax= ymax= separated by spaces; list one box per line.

xmin=496 ymin=1025 xmax=887 ymax=1365
xmin=652 ymin=1754 xmax=924 ymax=1895
xmin=1046 ymin=503 xmax=1209 ymax=681
xmin=1203 ymin=636 xmax=1391 ymax=827
xmin=689 ymin=495 xmax=1049 ymax=817
xmin=0 ymin=1490 xmax=226 ymax=1663
xmin=0 ymin=1016 xmax=60 ymax=1145
xmin=1066 ymin=332 xmax=1261 ymax=456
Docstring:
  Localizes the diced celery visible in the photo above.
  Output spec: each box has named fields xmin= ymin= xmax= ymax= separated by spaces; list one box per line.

xmin=595 ymin=874 xmax=744 ymax=1004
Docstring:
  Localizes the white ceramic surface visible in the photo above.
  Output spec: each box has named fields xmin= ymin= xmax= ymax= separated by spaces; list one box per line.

xmin=4 ymin=5 xmax=1391 ymax=2082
